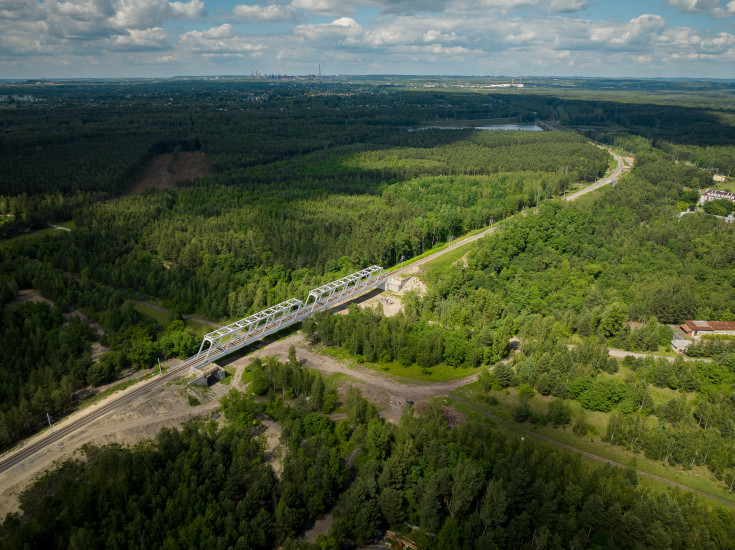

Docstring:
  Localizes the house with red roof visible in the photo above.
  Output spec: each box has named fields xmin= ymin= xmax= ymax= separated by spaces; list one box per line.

xmin=680 ymin=320 xmax=735 ymax=339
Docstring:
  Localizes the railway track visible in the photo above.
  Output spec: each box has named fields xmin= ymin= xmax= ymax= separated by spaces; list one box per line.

xmin=0 ymin=278 xmax=387 ymax=474
xmin=0 ymin=355 xmax=205 ymax=474
xmin=0 ymin=143 xmax=627 ymax=474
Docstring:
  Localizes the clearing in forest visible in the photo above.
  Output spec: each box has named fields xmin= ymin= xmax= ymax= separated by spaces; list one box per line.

xmin=126 ymin=151 xmax=209 ymax=194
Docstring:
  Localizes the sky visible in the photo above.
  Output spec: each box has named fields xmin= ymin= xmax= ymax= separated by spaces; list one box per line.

xmin=0 ymin=0 xmax=734 ymax=79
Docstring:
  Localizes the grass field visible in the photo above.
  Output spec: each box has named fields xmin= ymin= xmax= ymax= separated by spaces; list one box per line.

xmin=317 ymin=344 xmax=478 ymax=382
xmin=0 ymin=227 xmax=57 ymax=249
xmin=450 ymin=383 xmax=735 ymax=507
xmin=133 ymin=302 xmax=212 ymax=340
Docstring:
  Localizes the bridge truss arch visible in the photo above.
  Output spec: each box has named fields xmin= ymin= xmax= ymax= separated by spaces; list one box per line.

xmin=194 ymin=266 xmax=386 ymax=368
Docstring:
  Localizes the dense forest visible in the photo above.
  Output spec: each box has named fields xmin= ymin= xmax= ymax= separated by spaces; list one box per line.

xmin=304 ymin=111 xmax=735 ymax=494
xmin=0 ymin=81 xmax=614 ymax=447
xmin=3 ymin=358 xmax=735 ymax=549
xmin=2 ymin=78 xmax=735 ymax=547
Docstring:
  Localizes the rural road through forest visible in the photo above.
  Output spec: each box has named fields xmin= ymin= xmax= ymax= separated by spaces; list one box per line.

xmin=0 ymin=137 xmax=649 ymax=502
xmin=564 ymin=146 xmax=628 ymax=201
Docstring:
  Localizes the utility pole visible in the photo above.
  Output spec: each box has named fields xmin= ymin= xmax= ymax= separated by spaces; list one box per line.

xmin=46 ymin=412 xmax=53 ymax=433
xmin=158 ymin=358 xmax=163 ymax=376
xmin=399 ymin=254 xmax=405 ymax=269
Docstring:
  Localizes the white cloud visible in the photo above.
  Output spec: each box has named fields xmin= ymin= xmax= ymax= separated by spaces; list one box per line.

xmin=546 ymin=0 xmax=587 ymax=13
xmin=667 ymin=0 xmax=720 ymax=12
xmin=668 ymin=0 xmax=735 ymax=16
xmin=202 ymin=23 xmax=233 ymax=38
xmin=107 ymin=26 xmax=169 ymax=51
xmin=180 ymin=24 xmax=265 ymax=55
xmin=233 ymin=3 xmax=297 ymax=21
xmin=294 ymin=16 xmax=363 ymax=42
xmin=108 ymin=0 xmax=205 ymax=29
xmin=290 ymin=0 xmax=352 ymax=16
xmin=0 ymin=0 xmax=733 ymax=78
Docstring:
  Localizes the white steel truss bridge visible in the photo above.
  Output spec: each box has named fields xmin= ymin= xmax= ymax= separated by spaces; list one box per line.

xmin=194 ymin=265 xmax=386 ymax=369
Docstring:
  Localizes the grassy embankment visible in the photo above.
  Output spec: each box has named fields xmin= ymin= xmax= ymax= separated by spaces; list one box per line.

xmin=317 ymin=344 xmax=477 ymax=383
xmin=132 ymin=302 xmax=212 ymax=341
xmin=446 ymin=384 xmax=735 ymax=508
xmin=0 ymin=220 xmax=76 ymax=250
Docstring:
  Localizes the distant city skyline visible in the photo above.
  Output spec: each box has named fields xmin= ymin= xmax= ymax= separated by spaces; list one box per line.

xmin=1 ymin=0 xmax=734 ymax=79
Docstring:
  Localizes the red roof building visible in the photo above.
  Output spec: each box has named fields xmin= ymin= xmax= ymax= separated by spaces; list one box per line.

xmin=680 ymin=320 xmax=735 ymax=337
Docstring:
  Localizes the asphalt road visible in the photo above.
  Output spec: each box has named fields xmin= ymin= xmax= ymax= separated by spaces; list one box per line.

xmin=564 ymin=146 xmax=628 ymax=201
xmin=1 ymin=139 xmax=636 ymax=482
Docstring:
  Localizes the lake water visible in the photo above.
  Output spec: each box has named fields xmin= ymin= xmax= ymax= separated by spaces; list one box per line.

xmin=415 ymin=123 xmax=543 ymax=131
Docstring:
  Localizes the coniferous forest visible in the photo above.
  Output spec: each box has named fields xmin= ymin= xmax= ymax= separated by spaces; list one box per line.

xmin=1 ymin=77 xmax=735 ymax=549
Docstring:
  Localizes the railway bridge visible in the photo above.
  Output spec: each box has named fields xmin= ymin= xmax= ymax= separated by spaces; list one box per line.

xmin=193 ymin=265 xmax=388 ymax=371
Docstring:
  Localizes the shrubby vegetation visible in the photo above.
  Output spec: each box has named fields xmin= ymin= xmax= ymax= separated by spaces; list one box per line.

xmin=2 ymin=78 xmax=735 ymax=545
xmin=4 ymin=375 xmax=735 ymax=549
xmin=0 ymin=253 xmax=199 ymax=449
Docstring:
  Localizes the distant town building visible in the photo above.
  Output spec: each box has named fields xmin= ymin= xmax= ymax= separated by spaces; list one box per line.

xmin=700 ymin=189 xmax=735 ymax=204
xmin=680 ymin=320 xmax=735 ymax=338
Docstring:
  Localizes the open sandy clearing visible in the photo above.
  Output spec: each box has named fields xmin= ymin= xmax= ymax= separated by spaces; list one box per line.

xmin=223 ymin=333 xmax=479 ymax=424
xmin=0 ymin=372 xmax=227 ymax=517
xmin=126 ymin=151 xmax=209 ymax=194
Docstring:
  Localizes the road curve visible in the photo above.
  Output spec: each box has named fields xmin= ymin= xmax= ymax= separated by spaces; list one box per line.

xmin=0 ymin=140 xmax=632 ymax=474
xmin=564 ymin=146 xmax=628 ymax=201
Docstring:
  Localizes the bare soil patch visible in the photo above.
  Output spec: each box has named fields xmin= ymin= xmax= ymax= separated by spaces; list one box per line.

xmin=400 ymin=276 xmax=427 ymax=296
xmin=230 ymin=333 xmax=479 ymax=424
xmin=0 ymin=367 xmax=224 ymax=517
xmin=126 ymin=151 xmax=209 ymax=194
xmin=11 ymin=289 xmax=54 ymax=306
xmin=354 ymin=293 xmax=403 ymax=317
xmin=454 ymin=252 xmax=469 ymax=268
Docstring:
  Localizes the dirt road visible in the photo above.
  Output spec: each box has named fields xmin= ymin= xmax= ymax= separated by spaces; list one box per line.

xmin=227 ymin=333 xmax=479 ymax=423
xmin=608 ymin=348 xmax=711 ymax=363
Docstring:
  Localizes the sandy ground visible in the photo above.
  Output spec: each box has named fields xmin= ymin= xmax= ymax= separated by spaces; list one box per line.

xmin=335 ymin=276 xmax=426 ymax=318
xmin=353 ymin=293 xmax=402 ymax=317
xmin=11 ymin=289 xmax=53 ymax=306
xmin=258 ymin=417 xmax=283 ymax=478
xmin=125 ymin=151 xmax=209 ymax=195
xmin=0 ymin=362 xmax=232 ymax=517
xmin=225 ymin=333 xmax=478 ymax=425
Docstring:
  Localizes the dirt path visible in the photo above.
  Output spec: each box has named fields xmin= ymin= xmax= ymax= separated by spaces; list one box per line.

xmin=47 ymin=223 xmax=71 ymax=232
xmin=237 ymin=333 xmax=479 ymax=423
xmin=608 ymin=348 xmax=711 ymax=363
xmin=451 ymin=395 xmax=735 ymax=509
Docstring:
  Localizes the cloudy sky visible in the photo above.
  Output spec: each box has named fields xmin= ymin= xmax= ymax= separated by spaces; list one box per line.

xmin=1 ymin=0 xmax=734 ymax=79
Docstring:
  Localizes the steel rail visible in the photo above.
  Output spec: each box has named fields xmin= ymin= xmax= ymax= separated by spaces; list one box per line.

xmin=0 ymin=354 xmax=205 ymax=474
